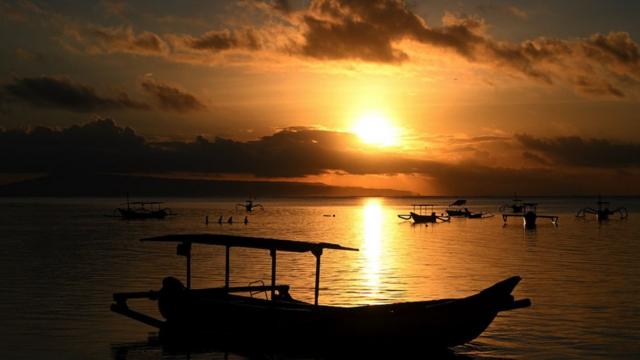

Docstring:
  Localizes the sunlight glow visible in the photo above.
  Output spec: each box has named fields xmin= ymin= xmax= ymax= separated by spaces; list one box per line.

xmin=352 ymin=111 xmax=400 ymax=147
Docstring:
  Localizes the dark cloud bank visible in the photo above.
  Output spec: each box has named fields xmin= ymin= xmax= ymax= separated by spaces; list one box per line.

xmin=140 ymin=78 xmax=206 ymax=112
xmin=2 ymin=76 xmax=205 ymax=113
xmin=2 ymin=76 xmax=149 ymax=112
xmin=1 ymin=119 xmax=638 ymax=195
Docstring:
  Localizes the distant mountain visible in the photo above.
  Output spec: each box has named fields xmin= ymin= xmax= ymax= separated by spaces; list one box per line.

xmin=0 ymin=174 xmax=413 ymax=197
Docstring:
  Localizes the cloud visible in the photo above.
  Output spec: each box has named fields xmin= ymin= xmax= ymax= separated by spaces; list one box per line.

xmin=516 ymin=134 xmax=640 ymax=168
xmin=3 ymin=76 xmax=150 ymax=112
xmin=1 ymin=120 xmax=639 ymax=194
xmin=476 ymin=4 xmax=528 ymax=20
xmin=20 ymin=0 xmax=635 ymax=97
xmin=180 ymin=28 xmax=262 ymax=52
xmin=298 ymin=1 xmax=486 ymax=63
xmin=140 ymin=78 xmax=206 ymax=112
xmin=582 ymin=32 xmax=640 ymax=80
xmin=446 ymin=135 xmax=510 ymax=145
xmin=571 ymin=75 xmax=625 ymax=98
xmin=0 ymin=118 xmax=154 ymax=173
xmin=63 ymin=24 xmax=169 ymax=56
xmin=507 ymin=6 xmax=528 ymax=20
xmin=15 ymin=48 xmax=45 ymax=62
xmin=258 ymin=1 xmax=639 ymax=96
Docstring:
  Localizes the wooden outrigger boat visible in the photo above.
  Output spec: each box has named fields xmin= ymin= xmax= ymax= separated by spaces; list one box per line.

xmin=576 ymin=197 xmax=628 ymax=221
xmin=398 ymin=204 xmax=450 ymax=223
xmin=114 ymin=201 xmax=173 ymax=220
xmin=111 ymin=234 xmax=530 ymax=351
xmin=446 ymin=199 xmax=467 ymax=217
xmin=235 ymin=200 xmax=264 ymax=212
xmin=446 ymin=200 xmax=493 ymax=219
xmin=502 ymin=203 xmax=558 ymax=228
xmin=499 ymin=195 xmax=525 ymax=214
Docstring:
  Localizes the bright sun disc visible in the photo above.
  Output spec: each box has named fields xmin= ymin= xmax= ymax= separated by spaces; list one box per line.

xmin=352 ymin=111 xmax=400 ymax=147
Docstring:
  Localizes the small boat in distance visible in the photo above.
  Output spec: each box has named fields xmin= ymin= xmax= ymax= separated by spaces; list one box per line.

xmin=236 ymin=200 xmax=264 ymax=212
xmin=111 ymin=234 xmax=531 ymax=351
xmin=447 ymin=200 xmax=493 ymax=219
xmin=463 ymin=208 xmax=494 ymax=219
xmin=502 ymin=202 xmax=558 ymax=228
xmin=398 ymin=204 xmax=450 ymax=223
xmin=446 ymin=199 xmax=467 ymax=217
xmin=576 ymin=197 xmax=628 ymax=221
xmin=499 ymin=195 xmax=525 ymax=214
xmin=114 ymin=196 xmax=174 ymax=220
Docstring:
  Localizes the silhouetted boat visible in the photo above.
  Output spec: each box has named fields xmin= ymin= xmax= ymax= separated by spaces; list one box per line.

xmin=499 ymin=195 xmax=525 ymax=213
xmin=235 ymin=199 xmax=264 ymax=212
xmin=502 ymin=202 xmax=558 ymax=228
xmin=398 ymin=204 xmax=450 ymax=223
xmin=576 ymin=197 xmax=628 ymax=221
xmin=446 ymin=200 xmax=493 ymax=219
xmin=464 ymin=209 xmax=491 ymax=219
xmin=114 ymin=198 xmax=174 ymax=220
xmin=111 ymin=234 xmax=530 ymax=350
xmin=446 ymin=199 xmax=467 ymax=217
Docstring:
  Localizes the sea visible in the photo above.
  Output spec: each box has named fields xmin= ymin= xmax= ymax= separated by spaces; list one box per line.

xmin=0 ymin=197 xmax=638 ymax=359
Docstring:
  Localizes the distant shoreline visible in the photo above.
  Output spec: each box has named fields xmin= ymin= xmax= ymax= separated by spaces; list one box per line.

xmin=0 ymin=173 xmax=414 ymax=198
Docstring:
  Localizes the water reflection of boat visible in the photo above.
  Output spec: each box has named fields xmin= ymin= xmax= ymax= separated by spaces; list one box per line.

xmin=398 ymin=204 xmax=451 ymax=223
xmin=114 ymin=200 xmax=173 ymax=220
xmin=110 ymin=336 xmax=483 ymax=359
xmin=111 ymin=234 xmax=530 ymax=351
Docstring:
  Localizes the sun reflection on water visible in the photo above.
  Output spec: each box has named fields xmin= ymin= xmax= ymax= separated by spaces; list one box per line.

xmin=361 ymin=199 xmax=383 ymax=299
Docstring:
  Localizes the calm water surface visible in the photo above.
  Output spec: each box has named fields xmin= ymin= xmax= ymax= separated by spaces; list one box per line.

xmin=0 ymin=197 xmax=639 ymax=359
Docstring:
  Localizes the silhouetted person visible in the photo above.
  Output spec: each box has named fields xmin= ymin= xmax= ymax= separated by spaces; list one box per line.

xmin=227 ymin=216 xmax=233 ymax=224
xmin=218 ymin=215 xmax=223 ymax=224
xmin=244 ymin=216 xmax=248 ymax=225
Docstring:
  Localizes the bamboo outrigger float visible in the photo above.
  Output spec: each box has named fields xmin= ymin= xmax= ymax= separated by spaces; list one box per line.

xmin=502 ymin=203 xmax=558 ymax=228
xmin=111 ymin=234 xmax=530 ymax=351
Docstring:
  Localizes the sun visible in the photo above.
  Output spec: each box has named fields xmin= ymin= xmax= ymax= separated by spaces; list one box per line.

xmin=352 ymin=111 xmax=400 ymax=147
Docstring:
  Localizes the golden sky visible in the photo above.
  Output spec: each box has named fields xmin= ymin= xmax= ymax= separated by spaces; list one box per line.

xmin=1 ymin=1 xmax=640 ymax=195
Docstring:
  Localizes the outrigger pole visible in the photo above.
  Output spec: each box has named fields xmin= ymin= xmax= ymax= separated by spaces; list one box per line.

xmin=143 ymin=234 xmax=358 ymax=306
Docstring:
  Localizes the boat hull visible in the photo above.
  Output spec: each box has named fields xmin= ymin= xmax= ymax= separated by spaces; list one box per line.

xmin=409 ymin=212 xmax=437 ymax=223
xmin=446 ymin=209 xmax=465 ymax=217
xmin=146 ymin=277 xmax=529 ymax=350
xmin=117 ymin=208 xmax=169 ymax=220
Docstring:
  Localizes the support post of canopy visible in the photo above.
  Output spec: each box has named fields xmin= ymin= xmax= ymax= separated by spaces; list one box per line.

xmin=312 ymin=248 xmax=323 ymax=306
xmin=176 ymin=241 xmax=192 ymax=289
xmin=270 ymin=249 xmax=276 ymax=300
xmin=225 ymin=245 xmax=230 ymax=290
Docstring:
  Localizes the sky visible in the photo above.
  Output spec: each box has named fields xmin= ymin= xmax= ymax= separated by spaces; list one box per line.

xmin=1 ymin=0 xmax=640 ymax=195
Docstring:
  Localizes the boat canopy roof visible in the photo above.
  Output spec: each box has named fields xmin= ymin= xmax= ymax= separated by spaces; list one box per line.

xmin=450 ymin=199 xmax=467 ymax=206
xmin=142 ymin=234 xmax=358 ymax=253
xmin=412 ymin=203 xmax=434 ymax=207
